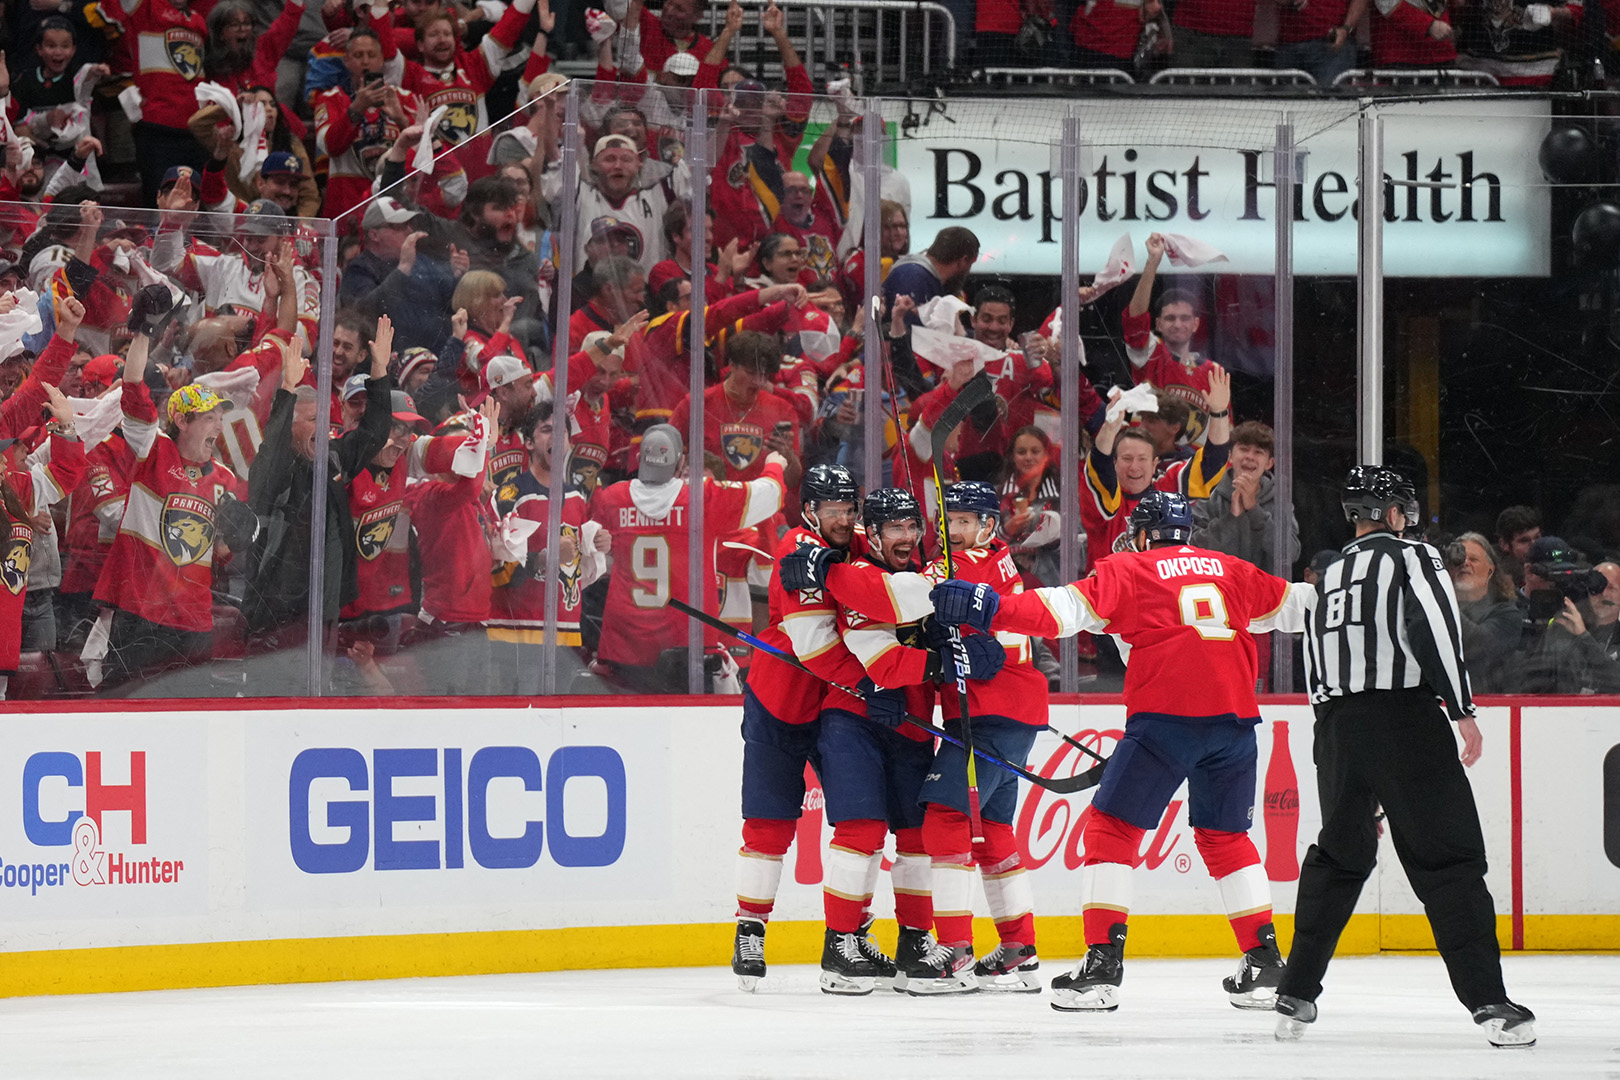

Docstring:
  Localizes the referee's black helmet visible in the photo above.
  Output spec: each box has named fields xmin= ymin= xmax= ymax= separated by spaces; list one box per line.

xmin=1342 ymin=466 xmax=1415 ymax=526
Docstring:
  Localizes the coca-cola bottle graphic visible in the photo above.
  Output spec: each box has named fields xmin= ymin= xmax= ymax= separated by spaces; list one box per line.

xmin=1264 ymin=720 xmax=1300 ymax=882
xmin=795 ymin=762 xmax=825 ymax=884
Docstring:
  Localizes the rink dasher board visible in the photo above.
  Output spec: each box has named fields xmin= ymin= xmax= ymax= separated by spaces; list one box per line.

xmin=0 ymin=697 xmax=1614 ymax=997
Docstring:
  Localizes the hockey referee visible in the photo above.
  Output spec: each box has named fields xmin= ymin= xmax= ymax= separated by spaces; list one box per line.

xmin=1274 ymin=466 xmax=1536 ymax=1049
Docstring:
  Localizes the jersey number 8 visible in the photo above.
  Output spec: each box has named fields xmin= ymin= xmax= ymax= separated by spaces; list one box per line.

xmin=1179 ymin=583 xmax=1235 ymax=640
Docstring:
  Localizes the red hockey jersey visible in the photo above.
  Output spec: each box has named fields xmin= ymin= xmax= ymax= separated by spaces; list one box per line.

xmin=923 ymin=539 xmax=1047 ymax=725
xmin=746 ymin=526 xmax=873 ymax=724
xmin=588 ymin=463 xmax=785 ymax=668
xmin=488 ymin=474 xmax=592 ymax=643
xmin=342 ymin=456 xmax=414 ymax=619
xmin=833 ymin=554 xmax=935 ymax=739
xmin=94 ymin=382 xmax=243 ymax=633
xmin=1121 ymin=307 xmax=1220 ymax=445
xmin=114 ymin=0 xmax=207 ymax=129
xmin=669 ymin=384 xmax=799 ymax=485
xmin=989 ymin=544 xmax=1310 ymax=719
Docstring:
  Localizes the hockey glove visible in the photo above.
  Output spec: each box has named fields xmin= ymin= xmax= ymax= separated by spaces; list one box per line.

xmin=778 ymin=541 xmax=844 ymax=592
xmin=951 ymin=632 xmax=1006 ymax=682
xmin=858 ymin=677 xmax=908 ymax=729
xmin=215 ymin=493 xmax=261 ymax=550
xmin=929 ymin=579 xmax=999 ymax=634
xmin=126 ymin=283 xmax=174 ymax=338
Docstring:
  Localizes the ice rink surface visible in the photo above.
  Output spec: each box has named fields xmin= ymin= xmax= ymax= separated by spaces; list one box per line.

xmin=2 ymin=954 xmax=1616 ymax=1079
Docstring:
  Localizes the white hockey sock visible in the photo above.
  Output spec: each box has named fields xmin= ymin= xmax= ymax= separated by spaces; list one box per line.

xmin=1080 ymin=861 xmax=1134 ymax=936
xmin=981 ymin=860 xmax=1035 ymax=930
xmin=889 ymin=851 xmax=932 ymax=920
xmin=735 ymin=848 xmax=785 ymax=920
xmin=824 ymin=845 xmax=879 ymax=906
xmin=932 ymin=860 xmax=975 ymax=920
xmin=1215 ymin=863 xmax=1272 ymax=922
xmin=859 ymin=846 xmax=884 ymax=923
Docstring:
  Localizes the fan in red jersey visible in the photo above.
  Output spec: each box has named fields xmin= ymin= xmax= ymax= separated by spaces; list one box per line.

xmin=587 ymin=423 xmax=785 ymax=693
xmin=1121 ymin=232 xmax=1223 ymax=445
xmin=930 ymin=490 xmax=1315 ymax=1013
xmin=90 ymin=287 xmax=257 ymax=690
xmin=728 ymin=464 xmax=872 ymax=992
xmin=669 ymin=329 xmax=801 ymax=489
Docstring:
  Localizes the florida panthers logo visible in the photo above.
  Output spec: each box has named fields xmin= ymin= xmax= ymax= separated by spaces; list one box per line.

xmin=490 ymin=452 xmax=525 ymax=517
xmin=721 ymin=430 xmax=763 ymax=471
xmin=559 ymin=523 xmax=584 ymax=609
xmin=436 ymin=99 xmax=480 ymax=144
xmin=160 ymin=494 xmax=215 ymax=566
xmin=357 ymin=513 xmax=397 ymax=562
xmin=165 ymin=28 xmax=205 ymax=80
xmin=569 ymin=455 xmax=603 ymax=495
xmin=2 ymin=524 xmax=32 ymax=596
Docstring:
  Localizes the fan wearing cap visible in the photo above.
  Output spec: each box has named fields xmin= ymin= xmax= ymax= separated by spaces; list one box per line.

xmin=569 ymin=133 xmax=671 ymax=273
xmin=487 ymin=401 xmax=610 ymax=692
xmin=587 ymin=423 xmax=786 ymax=690
xmin=337 ymin=386 xmax=434 ymax=633
xmin=544 ymin=327 xmax=638 ymax=495
xmin=198 ymin=142 xmax=319 ymax=219
xmin=311 ymin=28 xmax=423 ymax=223
xmin=479 ymin=353 xmax=539 ymax=517
xmin=572 ymin=215 xmax=642 ymax=315
xmin=152 ymin=197 xmax=315 ymax=324
xmin=392 ymin=0 xmax=536 ymax=157
xmin=706 ymin=5 xmax=815 ymax=251
xmin=337 ymin=197 xmax=457 ymax=354
xmin=0 ymin=384 xmax=88 ymax=698
xmin=91 ymin=297 xmax=252 ymax=687
xmin=403 ymin=397 xmax=500 ymax=692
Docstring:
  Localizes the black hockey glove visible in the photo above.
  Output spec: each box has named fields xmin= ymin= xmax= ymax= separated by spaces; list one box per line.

xmin=858 ymin=677 xmax=907 ymax=729
xmin=777 ymin=541 xmax=844 ymax=592
xmin=929 ymin=579 xmax=999 ymax=634
xmin=215 ymin=493 xmax=261 ymax=550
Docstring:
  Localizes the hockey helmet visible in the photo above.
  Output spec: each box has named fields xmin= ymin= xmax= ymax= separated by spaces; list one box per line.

xmin=862 ymin=487 xmax=923 ymax=539
xmin=1128 ymin=490 xmax=1194 ymax=547
xmin=1341 ymin=465 xmax=1414 ymax=526
xmin=801 ymin=463 xmax=861 ymax=510
xmin=943 ymin=480 xmax=1001 ymax=521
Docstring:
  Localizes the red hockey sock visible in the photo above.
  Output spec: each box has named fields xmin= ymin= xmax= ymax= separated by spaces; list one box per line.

xmin=892 ymin=826 xmax=933 ymax=930
xmin=1196 ymin=828 xmax=1273 ymax=952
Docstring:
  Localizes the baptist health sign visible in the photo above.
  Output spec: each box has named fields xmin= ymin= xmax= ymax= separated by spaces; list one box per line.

xmin=895 ymin=98 xmax=1549 ymax=277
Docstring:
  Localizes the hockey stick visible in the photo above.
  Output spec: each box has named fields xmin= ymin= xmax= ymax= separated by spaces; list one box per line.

xmin=929 ymin=373 xmax=997 ymax=845
xmin=669 ymin=597 xmax=1105 ymax=795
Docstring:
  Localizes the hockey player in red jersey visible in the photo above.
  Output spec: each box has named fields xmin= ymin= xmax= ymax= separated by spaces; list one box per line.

xmin=918 ymin=481 xmax=1046 ymax=992
xmin=817 ymin=488 xmax=1005 ymax=996
xmin=588 ymin=424 xmax=785 ymax=692
xmin=930 ymin=491 xmax=1315 ymax=1013
xmin=730 ymin=464 xmax=874 ymax=991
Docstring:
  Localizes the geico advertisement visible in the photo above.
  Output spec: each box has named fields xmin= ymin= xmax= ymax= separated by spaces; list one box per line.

xmin=0 ymin=717 xmax=209 ymax=919
xmin=245 ymin=710 xmax=672 ymax=907
xmin=893 ymin=97 xmax=1549 ymax=278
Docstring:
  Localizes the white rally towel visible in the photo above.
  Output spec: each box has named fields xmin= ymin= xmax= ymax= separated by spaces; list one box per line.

xmin=491 ymin=514 xmax=542 ymax=564
xmin=1105 ymin=382 xmax=1161 ymax=424
xmin=237 ymin=99 xmax=269 ymax=184
xmin=1093 ymin=231 xmax=1137 ymax=293
xmin=910 ymin=324 xmax=1007 ymax=376
xmin=67 ymin=385 xmax=125 ymax=449
xmin=0 ymin=287 xmax=45 ymax=361
xmin=415 ymin=106 xmax=449 ymax=173
xmin=194 ymin=81 xmax=242 ymax=134
xmin=915 ymin=294 xmax=973 ymax=336
xmin=1160 ymin=233 xmax=1229 ymax=268
xmin=117 ymin=84 xmax=143 ymax=124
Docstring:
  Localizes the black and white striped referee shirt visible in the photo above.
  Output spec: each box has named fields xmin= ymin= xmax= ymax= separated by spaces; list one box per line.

xmin=1303 ymin=530 xmax=1475 ymax=719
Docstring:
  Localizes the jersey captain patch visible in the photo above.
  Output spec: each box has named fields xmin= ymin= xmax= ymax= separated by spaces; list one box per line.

xmin=161 ymin=493 xmax=215 ymax=566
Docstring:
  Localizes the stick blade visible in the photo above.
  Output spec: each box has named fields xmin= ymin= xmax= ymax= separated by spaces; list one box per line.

xmin=929 ymin=372 xmax=995 ymax=465
xmin=1032 ymin=759 xmax=1108 ymax=794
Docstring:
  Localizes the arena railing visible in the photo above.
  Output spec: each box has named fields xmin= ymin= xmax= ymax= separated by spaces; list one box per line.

xmin=700 ymin=0 xmax=957 ymax=88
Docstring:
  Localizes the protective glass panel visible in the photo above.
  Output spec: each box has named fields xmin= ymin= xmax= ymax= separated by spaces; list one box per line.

xmin=0 ymin=200 xmax=337 ymax=700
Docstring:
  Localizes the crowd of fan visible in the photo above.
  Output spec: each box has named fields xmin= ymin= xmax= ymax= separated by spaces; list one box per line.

xmin=0 ymin=0 xmax=1607 ymax=698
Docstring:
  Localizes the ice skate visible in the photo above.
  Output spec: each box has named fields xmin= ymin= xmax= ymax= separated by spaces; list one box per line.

xmin=854 ymin=916 xmax=898 ymax=987
xmin=1223 ymin=923 xmax=1285 ymax=1010
xmin=1274 ymin=993 xmax=1317 ymax=1041
xmin=819 ymin=928 xmax=879 ymax=995
xmin=731 ymin=919 xmax=765 ymax=992
xmin=891 ymin=926 xmax=933 ymax=993
xmin=1050 ymin=943 xmax=1123 ymax=1012
xmin=901 ymin=937 xmax=978 ymax=996
xmin=1472 ymin=1002 xmax=1537 ymax=1048
xmin=974 ymin=942 xmax=1041 ymax=993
